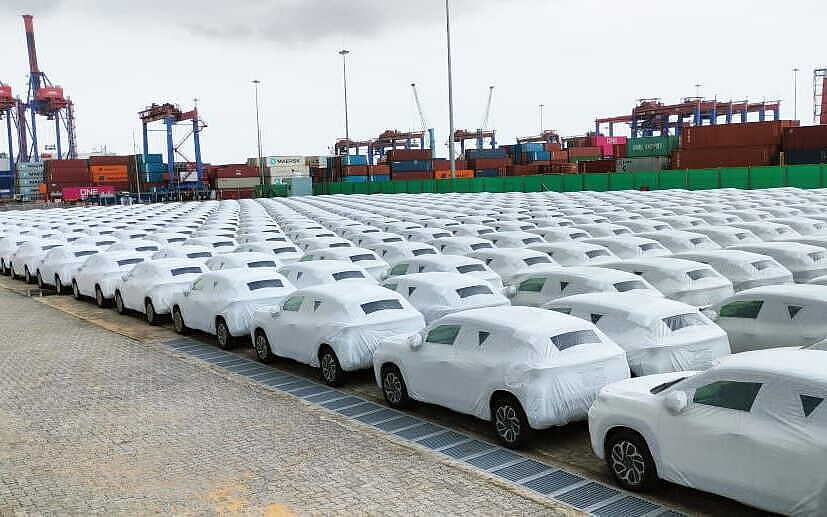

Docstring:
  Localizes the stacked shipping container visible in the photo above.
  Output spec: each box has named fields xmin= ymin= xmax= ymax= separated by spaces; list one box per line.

xmin=782 ymin=125 xmax=827 ymax=165
xmin=672 ymin=121 xmax=798 ymax=169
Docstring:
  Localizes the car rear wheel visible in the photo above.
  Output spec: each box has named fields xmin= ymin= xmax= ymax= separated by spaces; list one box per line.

xmin=114 ymin=292 xmax=126 ymax=314
xmin=0 ymin=260 xmax=7 ymax=276
xmin=36 ymin=271 xmax=45 ymax=289
xmin=172 ymin=306 xmax=189 ymax=334
xmin=145 ymin=300 xmax=159 ymax=325
xmin=381 ymin=365 xmax=411 ymax=408
xmin=253 ymin=330 xmax=274 ymax=363
xmin=215 ymin=318 xmax=234 ymax=350
xmin=55 ymin=275 xmax=65 ymax=295
xmin=95 ymin=286 xmax=108 ymax=308
xmin=492 ymin=394 xmax=530 ymax=449
xmin=24 ymin=266 xmax=33 ymax=284
xmin=605 ymin=430 xmax=659 ymax=492
xmin=72 ymin=280 xmax=82 ymax=300
xmin=319 ymin=346 xmax=346 ymax=387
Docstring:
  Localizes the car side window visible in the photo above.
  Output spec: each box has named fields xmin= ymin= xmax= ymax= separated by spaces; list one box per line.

xmin=477 ymin=331 xmax=490 ymax=346
xmin=787 ymin=305 xmax=803 ymax=319
xmin=282 ymin=296 xmax=303 ymax=312
xmin=718 ymin=300 xmax=763 ymax=319
xmin=800 ymin=395 xmax=824 ymax=417
xmin=191 ymin=278 xmax=206 ymax=291
xmin=518 ymin=277 xmax=545 ymax=293
xmin=426 ymin=325 xmax=461 ymax=346
xmin=693 ymin=381 xmax=763 ymax=412
xmin=389 ymin=264 xmax=408 ymax=276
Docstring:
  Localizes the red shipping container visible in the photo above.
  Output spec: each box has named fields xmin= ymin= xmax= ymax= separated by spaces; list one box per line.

xmin=469 ymin=158 xmax=512 ymax=169
xmin=567 ymin=147 xmax=602 ymax=158
xmin=578 ymin=159 xmax=616 ymax=173
xmin=612 ymin=143 xmax=627 ymax=158
xmin=386 ymin=149 xmax=432 ymax=161
xmin=48 ymin=159 xmax=88 ymax=168
xmin=672 ymin=146 xmax=778 ymax=169
xmin=543 ymin=143 xmax=562 ymax=152
xmin=89 ymin=156 xmax=130 ymax=166
xmin=390 ymin=171 xmax=434 ymax=180
xmin=432 ymin=159 xmax=468 ymax=171
xmin=218 ymin=188 xmax=256 ymax=200
xmin=343 ymin=165 xmax=369 ymax=176
xmin=550 ymin=163 xmax=578 ymax=174
xmin=62 ymin=185 xmax=116 ymax=201
xmin=782 ymin=125 xmax=827 ymax=152
xmin=550 ymin=150 xmax=569 ymax=161
xmin=681 ymin=121 xmax=799 ymax=150
xmin=215 ymin=165 xmax=259 ymax=178
xmin=370 ymin=165 xmax=391 ymax=175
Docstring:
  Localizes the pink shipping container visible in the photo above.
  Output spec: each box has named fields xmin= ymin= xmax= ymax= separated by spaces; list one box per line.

xmin=590 ymin=136 xmax=627 ymax=157
xmin=62 ymin=185 xmax=115 ymax=201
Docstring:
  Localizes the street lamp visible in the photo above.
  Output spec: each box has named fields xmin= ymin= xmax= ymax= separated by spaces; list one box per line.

xmin=445 ymin=0 xmax=456 ymax=179
xmin=539 ymin=104 xmax=544 ymax=134
xmin=339 ymin=49 xmax=351 ymax=147
xmin=252 ymin=80 xmax=264 ymax=186
xmin=694 ymin=83 xmax=703 ymax=125
xmin=793 ymin=68 xmax=800 ymax=121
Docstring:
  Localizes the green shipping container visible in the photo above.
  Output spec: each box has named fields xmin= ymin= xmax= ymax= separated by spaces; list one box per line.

xmin=626 ymin=136 xmax=680 ymax=157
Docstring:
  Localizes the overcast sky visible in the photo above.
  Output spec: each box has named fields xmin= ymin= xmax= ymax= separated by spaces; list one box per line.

xmin=1 ymin=0 xmax=824 ymax=164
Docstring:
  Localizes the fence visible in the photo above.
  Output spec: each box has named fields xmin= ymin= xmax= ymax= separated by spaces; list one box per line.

xmin=311 ymin=164 xmax=827 ymax=196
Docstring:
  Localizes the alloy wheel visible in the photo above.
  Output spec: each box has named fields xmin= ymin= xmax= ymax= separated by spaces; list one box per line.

xmin=610 ymin=440 xmax=646 ymax=486
xmin=383 ymin=371 xmax=403 ymax=405
xmin=495 ymin=404 xmax=521 ymax=444
xmin=320 ymin=353 xmax=337 ymax=384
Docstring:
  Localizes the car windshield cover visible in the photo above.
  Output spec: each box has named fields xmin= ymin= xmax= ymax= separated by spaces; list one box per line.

xmin=412 ymin=248 xmax=436 ymax=256
xmin=639 ymin=243 xmax=661 ymax=251
xmin=247 ymin=279 xmax=284 ymax=290
xmin=687 ymin=269 xmax=714 ymax=280
xmin=434 ymin=233 xmax=451 ymax=239
xmin=329 ymin=243 xmax=350 ymax=248
xmin=350 ymin=253 xmax=375 ymax=263
xmin=116 ymin=258 xmax=144 ymax=266
xmin=248 ymin=260 xmax=276 ymax=268
xmin=470 ymin=243 xmax=493 ymax=250
xmin=614 ymin=280 xmax=647 ymax=292
xmin=383 ymin=237 xmax=403 ymax=243
xmin=171 ymin=267 xmax=202 ymax=276
xmin=524 ymin=256 xmax=552 ymax=266
xmin=186 ymin=252 xmax=212 ymax=259
xmin=333 ymin=271 xmax=365 ymax=281
xmin=96 ymin=241 xmax=116 ymax=246
xmin=663 ymin=313 xmax=706 ymax=331
xmin=361 ymin=299 xmax=404 ymax=315
xmin=136 ymin=246 xmax=159 ymax=252
xmin=457 ymin=264 xmax=485 ymax=274
xmin=273 ymin=247 xmax=298 ymax=254
xmin=586 ymin=249 xmax=609 ymax=259
xmin=456 ymin=285 xmax=493 ymax=298
xmin=74 ymin=250 xmax=98 ymax=257
xmin=265 ymin=237 xmax=286 ymax=241
xmin=752 ymin=260 xmax=775 ymax=271
xmin=522 ymin=237 xmax=542 ymax=244
xmin=168 ymin=238 xmax=186 ymax=243
xmin=551 ymin=330 xmax=601 ymax=351
xmin=478 ymin=229 xmax=494 ymax=235
xmin=213 ymin=241 xmax=234 ymax=248
xmin=41 ymin=244 xmax=62 ymax=251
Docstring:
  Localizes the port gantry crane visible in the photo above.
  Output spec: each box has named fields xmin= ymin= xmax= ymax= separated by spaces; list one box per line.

xmin=0 ymin=82 xmax=18 ymax=178
xmin=815 ymin=69 xmax=827 ymax=124
xmin=595 ymin=96 xmax=782 ymax=138
xmin=138 ymin=102 xmax=205 ymax=190
xmin=453 ymin=85 xmax=496 ymax=154
xmin=517 ymin=130 xmax=562 ymax=145
xmin=18 ymin=14 xmax=77 ymax=162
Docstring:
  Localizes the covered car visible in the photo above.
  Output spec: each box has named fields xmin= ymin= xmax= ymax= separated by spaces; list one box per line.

xmin=508 ymin=267 xmax=662 ymax=307
xmin=184 ymin=236 xmax=239 ymax=254
xmin=686 ymin=226 xmax=762 ymax=248
xmin=573 ymin=223 xmax=633 ymax=238
xmin=636 ymin=230 xmax=721 ymax=253
xmin=588 ymin=347 xmax=827 ymax=516
xmin=36 ymin=244 xmax=99 ymax=293
xmin=279 ymin=260 xmax=376 ymax=289
xmin=428 ymin=236 xmax=494 ymax=256
xmin=729 ymin=221 xmax=801 ymax=242
xmin=151 ymin=245 xmax=214 ymax=262
xmin=72 ymin=251 xmax=146 ymax=307
xmin=301 ymin=246 xmax=389 ymax=280
xmin=251 ymin=283 xmax=425 ymax=386
xmin=351 ymin=232 xmax=406 ymax=250
xmin=528 ymin=241 xmax=618 ymax=266
xmin=234 ymin=242 xmax=304 ymax=264
xmin=468 ymin=248 xmax=557 ymax=285
xmin=614 ymin=219 xmax=673 ymax=234
xmin=205 ymin=252 xmax=282 ymax=271
xmin=171 ymin=269 xmax=295 ymax=349
xmin=729 ymin=242 xmax=827 ymax=283
xmin=582 ymin=236 xmax=671 ymax=259
xmin=383 ymin=272 xmax=510 ymax=323
xmin=296 ymin=236 xmax=353 ymax=252
xmin=451 ymin=223 xmax=496 ymax=238
xmin=528 ymin=227 xmax=592 ymax=242
xmin=674 ymin=250 xmax=794 ymax=292
xmin=384 ymin=255 xmax=503 ymax=289
xmin=113 ymin=258 xmax=206 ymax=324
xmin=374 ymin=306 xmax=630 ymax=447
xmin=372 ymin=241 xmax=439 ymax=266
xmin=546 ymin=293 xmax=730 ymax=376
xmin=483 ymin=231 xmax=546 ymax=249
xmin=402 ymin=227 xmax=454 ymax=242
xmin=9 ymin=239 xmax=65 ymax=282
xmin=604 ymin=257 xmax=734 ymax=308
xmin=711 ymin=284 xmax=827 ymax=352
xmin=106 ymin=239 xmax=162 ymax=256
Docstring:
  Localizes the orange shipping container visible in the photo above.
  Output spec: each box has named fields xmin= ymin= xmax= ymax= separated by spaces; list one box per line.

xmin=38 ymin=183 xmax=47 ymax=194
xmin=435 ymin=169 xmax=474 ymax=179
xmin=89 ymin=164 xmax=128 ymax=182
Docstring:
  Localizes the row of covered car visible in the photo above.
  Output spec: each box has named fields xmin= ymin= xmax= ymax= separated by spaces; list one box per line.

xmin=1 ymin=188 xmax=825 ymax=515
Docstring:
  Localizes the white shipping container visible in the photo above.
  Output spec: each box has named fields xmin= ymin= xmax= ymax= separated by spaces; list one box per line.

xmin=178 ymin=170 xmax=199 ymax=183
xmin=215 ymin=177 xmax=260 ymax=189
xmin=305 ymin=156 xmax=330 ymax=168
xmin=0 ymin=158 xmax=10 ymax=171
xmin=265 ymin=156 xmax=304 ymax=169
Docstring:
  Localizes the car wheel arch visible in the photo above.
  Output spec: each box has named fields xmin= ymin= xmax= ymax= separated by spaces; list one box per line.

xmin=604 ymin=424 xmax=662 ymax=471
xmin=488 ymin=390 xmax=525 ymax=422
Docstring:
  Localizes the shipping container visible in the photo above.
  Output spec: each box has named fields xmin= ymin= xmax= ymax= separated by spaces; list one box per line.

xmin=342 ymin=165 xmax=369 ymax=176
xmin=435 ymin=169 xmax=474 ymax=179
xmin=543 ymin=143 xmax=562 ymax=152
xmin=615 ymin=157 xmax=671 ymax=173
xmin=390 ymin=171 xmax=434 ymax=181
xmin=474 ymin=169 xmax=499 ymax=177
xmin=782 ymin=125 xmax=827 ymax=152
xmin=567 ymin=146 xmax=602 ymax=158
xmin=265 ymin=156 xmax=305 ymax=168
xmin=386 ymin=149 xmax=431 ymax=161
xmin=215 ymin=177 xmax=261 ymax=189
xmin=626 ymin=136 xmax=680 ymax=157
xmin=342 ymin=175 xmax=369 ymax=183
xmin=672 ymin=146 xmax=778 ymax=169
xmin=681 ymin=121 xmax=799 ymax=149
xmin=341 ymin=154 xmax=369 ymax=166
xmin=785 ymin=149 xmax=827 ymax=165
xmin=465 ymin=149 xmax=508 ymax=160
xmin=578 ymin=159 xmax=617 ymax=173
xmin=390 ymin=160 xmax=432 ymax=172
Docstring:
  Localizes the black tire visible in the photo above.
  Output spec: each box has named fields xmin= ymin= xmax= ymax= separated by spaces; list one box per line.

xmin=24 ymin=266 xmax=32 ymax=284
xmin=55 ymin=275 xmax=65 ymax=295
xmin=319 ymin=346 xmax=346 ymax=387
xmin=72 ymin=280 xmax=82 ymax=300
xmin=253 ymin=329 xmax=274 ymax=363
xmin=114 ymin=291 xmax=126 ymax=314
xmin=215 ymin=318 xmax=234 ymax=350
xmin=381 ymin=364 xmax=411 ymax=408
xmin=145 ymin=299 xmax=159 ymax=325
xmin=604 ymin=430 xmax=660 ymax=492
xmin=491 ymin=394 xmax=531 ymax=449
xmin=95 ymin=286 xmax=108 ymax=308
xmin=172 ymin=306 xmax=189 ymax=335
xmin=0 ymin=260 xmax=7 ymax=276
xmin=36 ymin=271 xmax=45 ymax=289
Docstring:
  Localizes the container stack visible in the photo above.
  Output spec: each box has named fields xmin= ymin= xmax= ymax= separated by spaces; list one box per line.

xmin=672 ymin=121 xmax=798 ymax=169
xmin=782 ymin=126 xmax=827 ymax=165
xmin=212 ymin=164 xmax=260 ymax=199
xmin=16 ymin=162 xmax=45 ymax=201
xmin=45 ymin=159 xmax=90 ymax=199
xmin=466 ymin=148 xmax=509 ymax=177
xmin=387 ymin=150 xmax=435 ymax=181
xmin=0 ymin=156 xmax=12 ymax=197
xmin=264 ymin=156 xmax=310 ymax=184
xmin=89 ymin=156 xmax=130 ymax=191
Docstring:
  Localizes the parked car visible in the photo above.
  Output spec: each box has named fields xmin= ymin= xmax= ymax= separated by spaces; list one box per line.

xmin=251 ymin=283 xmax=425 ymax=386
xmin=9 ymin=239 xmax=65 ymax=282
xmin=383 ymin=272 xmax=510 ymax=323
xmin=508 ymin=267 xmax=662 ymax=306
xmin=573 ymin=223 xmax=633 ymax=238
xmin=428 ymin=236 xmax=495 ymax=256
xmin=604 ymin=258 xmax=734 ymax=308
xmin=301 ymin=247 xmax=389 ymax=280
xmin=582 ymin=236 xmax=671 ymax=259
xmin=279 ymin=260 xmax=376 ymax=289
xmin=384 ymin=255 xmax=503 ymax=289
xmin=36 ymin=244 xmax=100 ymax=293
xmin=729 ymin=221 xmax=801 ymax=242
xmin=546 ymin=293 xmax=730 ymax=375
xmin=402 ymin=227 xmax=454 ymax=243
xmin=636 ymin=230 xmax=721 ymax=253
xmin=234 ymin=242 xmax=304 ymax=264
xmin=171 ymin=269 xmax=295 ymax=349
xmin=184 ymin=236 xmax=239 ymax=254
xmin=372 ymin=242 xmax=439 ymax=266
xmin=528 ymin=241 xmax=618 ymax=266
xmin=729 ymin=242 xmax=827 ymax=283
xmin=467 ymin=248 xmax=557 ymax=286
xmin=145 ymin=232 xmax=190 ymax=246
xmin=72 ymin=251 xmax=146 ymax=307
xmin=614 ymin=220 xmax=673 ymax=234
xmin=374 ymin=306 xmax=630 ymax=447
xmin=483 ymin=231 xmax=546 ymax=249
xmin=528 ymin=227 xmax=591 ymax=242
xmin=674 ymin=250 xmax=794 ymax=292
xmin=685 ymin=226 xmax=762 ymax=248
xmin=451 ymin=223 xmax=496 ymax=238
xmin=588 ymin=347 xmax=827 ymax=516
xmin=205 ymin=252 xmax=282 ymax=271
xmin=113 ymin=258 xmax=206 ymax=324
xmin=106 ymin=239 xmax=162 ymax=256
xmin=710 ymin=285 xmax=827 ymax=352
xmin=151 ymin=245 xmax=214 ymax=262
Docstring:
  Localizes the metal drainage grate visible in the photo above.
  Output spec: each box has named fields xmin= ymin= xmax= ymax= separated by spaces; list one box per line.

xmin=304 ymin=390 xmax=346 ymax=403
xmin=417 ymin=430 xmax=467 ymax=451
xmin=374 ymin=415 xmax=419 ymax=432
xmin=338 ymin=402 xmax=381 ymax=417
xmin=441 ymin=440 xmax=495 ymax=460
xmin=322 ymin=396 xmax=363 ymax=410
xmin=592 ymin=496 xmax=660 ymax=517
xmin=395 ymin=422 xmax=443 ymax=440
xmin=522 ymin=470 xmax=583 ymax=494
xmin=355 ymin=409 xmax=399 ymax=424
xmin=492 ymin=460 xmax=550 ymax=482
xmin=290 ymin=385 xmax=331 ymax=398
xmin=466 ymin=449 xmax=521 ymax=470
xmin=558 ymin=482 xmax=619 ymax=509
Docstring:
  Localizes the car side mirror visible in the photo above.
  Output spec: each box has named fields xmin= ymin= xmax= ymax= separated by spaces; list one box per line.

xmin=407 ymin=333 xmax=424 ymax=350
xmin=504 ymin=285 xmax=517 ymax=297
xmin=664 ymin=391 xmax=689 ymax=415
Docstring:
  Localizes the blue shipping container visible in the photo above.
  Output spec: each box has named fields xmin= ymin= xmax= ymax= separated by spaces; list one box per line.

xmin=144 ymin=163 xmax=167 ymax=173
xmin=520 ymin=151 xmax=550 ymax=161
xmin=390 ymin=160 xmax=432 ymax=172
xmin=342 ymin=155 xmax=368 ymax=166
xmin=517 ymin=143 xmax=545 ymax=153
xmin=343 ymin=175 xmax=369 ymax=183
xmin=474 ymin=169 xmax=499 ymax=177
xmin=371 ymin=175 xmax=391 ymax=182
xmin=137 ymin=154 xmax=164 ymax=164
xmin=465 ymin=149 xmax=507 ymax=159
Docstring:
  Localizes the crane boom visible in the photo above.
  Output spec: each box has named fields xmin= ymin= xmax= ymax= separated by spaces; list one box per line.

xmin=480 ymin=85 xmax=494 ymax=130
xmin=411 ymin=83 xmax=428 ymax=132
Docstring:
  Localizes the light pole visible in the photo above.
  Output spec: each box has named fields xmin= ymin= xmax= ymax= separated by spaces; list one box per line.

xmin=252 ymin=80 xmax=264 ymax=186
xmin=539 ymin=104 xmax=544 ymax=134
xmin=695 ymin=83 xmax=703 ymax=125
xmin=339 ymin=49 xmax=351 ymax=147
xmin=793 ymin=68 xmax=800 ymax=121
xmin=445 ymin=0 xmax=456 ymax=179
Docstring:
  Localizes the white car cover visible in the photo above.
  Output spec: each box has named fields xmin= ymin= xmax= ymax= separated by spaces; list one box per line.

xmin=675 ymin=250 xmax=794 ymax=292
xmin=374 ymin=306 xmax=630 ymax=429
xmin=546 ymin=293 xmax=730 ymax=376
xmin=730 ymin=243 xmax=827 ymax=283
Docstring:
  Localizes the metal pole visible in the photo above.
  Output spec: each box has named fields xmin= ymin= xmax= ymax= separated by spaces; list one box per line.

xmin=132 ymin=131 xmax=141 ymax=202
xmin=539 ymin=104 xmax=544 ymax=134
xmin=793 ymin=68 xmax=799 ymax=121
xmin=253 ymin=80 xmax=264 ymax=187
xmin=445 ymin=0 xmax=456 ymax=179
xmin=339 ymin=50 xmax=350 ymax=148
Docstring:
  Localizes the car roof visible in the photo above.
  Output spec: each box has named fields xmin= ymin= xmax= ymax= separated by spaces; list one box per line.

xmin=608 ymin=257 xmax=710 ymax=272
xmin=282 ymin=259 xmax=363 ymax=273
xmin=390 ymin=272 xmax=488 ymax=288
xmin=730 ymin=284 xmax=827 ymax=302
xmin=294 ymin=282 xmax=396 ymax=301
xmin=716 ymin=348 xmax=827 ymax=384
xmin=551 ymin=292 xmax=695 ymax=319
xmin=439 ymin=306 xmax=594 ymax=336
xmin=203 ymin=268 xmax=285 ymax=282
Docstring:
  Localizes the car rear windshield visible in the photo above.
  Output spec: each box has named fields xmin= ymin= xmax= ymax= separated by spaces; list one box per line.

xmin=265 ymin=237 xmax=286 ymax=241
xmin=412 ymin=248 xmax=436 ymax=256
xmin=383 ymin=237 xmax=403 ymax=243
xmin=247 ymin=260 xmax=276 ymax=268
xmin=752 ymin=260 xmax=775 ymax=271
xmin=117 ymin=258 xmax=143 ymax=266
xmin=168 ymin=238 xmax=186 ymax=243
xmin=171 ymin=267 xmax=202 ymax=276
xmin=586 ymin=249 xmax=609 ymax=259
xmin=96 ymin=240 xmax=116 ymax=246
xmin=522 ymin=237 xmax=542 ymax=244
xmin=213 ymin=241 xmax=234 ymax=247
xmin=456 ymin=264 xmax=485 ymax=274
xmin=333 ymin=271 xmax=365 ymax=281
xmin=639 ymin=243 xmax=661 ymax=251
xmin=663 ymin=313 xmax=706 ymax=331
xmin=273 ymin=247 xmax=298 ymax=254
xmin=247 ymin=279 xmax=284 ymax=290
xmin=136 ymin=246 xmax=159 ymax=252
xmin=470 ymin=243 xmax=493 ymax=250
xmin=524 ymin=256 xmax=552 ymax=266
xmin=329 ymin=243 xmax=350 ymax=248
xmin=350 ymin=254 xmax=375 ymax=263
xmin=74 ymin=250 xmax=98 ymax=257
xmin=687 ymin=269 xmax=714 ymax=280
xmin=551 ymin=330 xmax=601 ymax=351
xmin=42 ymin=244 xmax=62 ymax=251
xmin=456 ymin=285 xmax=493 ymax=298
xmin=614 ymin=280 xmax=647 ymax=292
xmin=187 ymin=252 xmax=212 ymax=259
xmin=478 ymin=229 xmax=494 ymax=235
xmin=433 ymin=233 xmax=451 ymax=239
xmin=361 ymin=299 xmax=404 ymax=315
